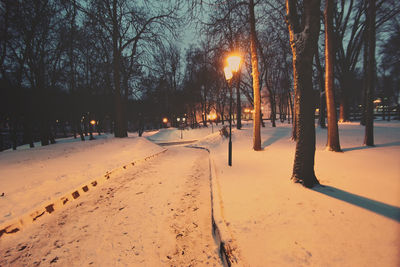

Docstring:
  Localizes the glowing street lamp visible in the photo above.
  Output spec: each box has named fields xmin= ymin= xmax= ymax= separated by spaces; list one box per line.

xmin=227 ymin=55 xmax=241 ymax=72
xmin=208 ymin=113 xmax=217 ymax=133
xmin=177 ymin=117 xmax=185 ymax=139
xmin=224 ymin=54 xmax=242 ymax=166
xmin=89 ymin=119 xmax=96 ymax=140
xmin=224 ymin=66 xmax=233 ymax=80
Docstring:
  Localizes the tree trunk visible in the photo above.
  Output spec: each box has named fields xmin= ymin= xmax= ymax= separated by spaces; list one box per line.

xmin=339 ymin=83 xmax=350 ymax=122
xmin=288 ymin=91 xmax=293 ymax=125
xmin=112 ymin=0 xmax=127 ymax=138
xmin=260 ymin=110 xmax=265 ymax=127
xmin=249 ymin=0 xmax=261 ymax=151
xmin=0 ymin=132 xmax=4 ymax=152
xmin=287 ymin=92 xmax=291 ymax=124
xmin=325 ymin=0 xmax=341 ymax=152
xmin=11 ymin=118 xmax=17 ymax=150
xmin=266 ymin=80 xmax=276 ymax=127
xmin=286 ymin=0 xmax=320 ymax=188
xmin=364 ymin=0 xmax=375 ymax=146
xmin=314 ymin=48 xmax=326 ymax=128
xmin=72 ymin=119 xmax=77 ymax=139
xmin=236 ymin=76 xmax=242 ymax=129
xmin=23 ymin=113 xmax=34 ymax=148
xmin=77 ymin=118 xmax=85 ymax=141
xmin=319 ymin=91 xmax=326 ymax=128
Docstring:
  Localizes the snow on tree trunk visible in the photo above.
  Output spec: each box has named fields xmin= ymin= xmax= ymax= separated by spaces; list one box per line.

xmin=286 ymin=0 xmax=321 ymax=188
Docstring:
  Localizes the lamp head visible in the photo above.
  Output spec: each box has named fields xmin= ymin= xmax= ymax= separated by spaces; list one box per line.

xmin=227 ymin=55 xmax=241 ymax=73
xmin=224 ymin=66 xmax=233 ymax=80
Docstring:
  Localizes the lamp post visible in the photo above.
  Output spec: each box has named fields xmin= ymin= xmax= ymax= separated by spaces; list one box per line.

xmin=177 ymin=117 xmax=185 ymax=139
xmin=224 ymin=54 xmax=241 ymax=166
xmin=162 ymin=117 xmax=168 ymax=128
xmin=89 ymin=119 xmax=96 ymax=140
xmin=207 ymin=113 xmax=217 ymax=133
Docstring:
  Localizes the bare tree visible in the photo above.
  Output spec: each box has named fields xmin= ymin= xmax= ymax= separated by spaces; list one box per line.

xmin=334 ymin=0 xmax=400 ymax=122
xmin=364 ymin=0 xmax=376 ymax=146
xmin=324 ymin=0 xmax=341 ymax=151
xmin=286 ymin=0 xmax=321 ymax=187
xmin=249 ymin=0 xmax=261 ymax=150
xmin=77 ymin=0 xmax=180 ymax=137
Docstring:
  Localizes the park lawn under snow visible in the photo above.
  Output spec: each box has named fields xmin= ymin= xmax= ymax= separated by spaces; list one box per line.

xmin=196 ymin=120 xmax=400 ymax=266
xmin=0 ymin=120 xmax=399 ymax=266
xmin=0 ymin=133 xmax=164 ymax=226
xmin=146 ymin=124 xmax=221 ymax=143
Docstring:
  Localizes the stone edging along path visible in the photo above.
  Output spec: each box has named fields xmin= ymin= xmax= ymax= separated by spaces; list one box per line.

xmin=0 ymin=149 xmax=167 ymax=239
xmin=186 ymin=145 xmax=243 ymax=267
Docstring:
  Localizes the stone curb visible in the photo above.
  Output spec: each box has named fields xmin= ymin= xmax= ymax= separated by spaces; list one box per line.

xmin=0 ymin=149 xmax=167 ymax=239
xmin=187 ymin=145 xmax=242 ymax=267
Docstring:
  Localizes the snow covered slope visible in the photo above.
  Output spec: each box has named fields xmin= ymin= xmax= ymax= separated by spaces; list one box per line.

xmin=0 ymin=134 xmax=164 ymax=226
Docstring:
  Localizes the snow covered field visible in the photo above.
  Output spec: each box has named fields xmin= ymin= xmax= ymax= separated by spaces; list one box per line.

xmin=196 ymin=120 xmax=400 ymax=266
xmin=0 ymin=120 xmax=399 ymax=266
xmin=147 ymin=124 xmax=222 ymax=143
xmin=0 ymin=133 xmax=164 ymax=227
xmin=0 ymin=146 xmax=221 ymax=266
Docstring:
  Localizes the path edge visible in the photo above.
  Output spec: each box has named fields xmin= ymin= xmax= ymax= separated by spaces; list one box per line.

xmin=187 ymin=145 xmax=242 ymax=267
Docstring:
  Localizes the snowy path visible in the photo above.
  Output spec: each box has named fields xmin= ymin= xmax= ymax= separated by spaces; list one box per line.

xmin=0 ymin=147 xmax=221 ymax=266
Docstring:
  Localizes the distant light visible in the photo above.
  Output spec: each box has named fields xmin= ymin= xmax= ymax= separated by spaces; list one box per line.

xmin=162 ymin=118 xmax=168 ymax=123
xmin=208 ymin=113 xmax=217 ymax=120
xmin=90 ymin=120 xmax=96 ymax=125
xmin=177 ymin=118 xmax=180 ymax=122
xmin=183 ymin=118 xmax=186 ymax=122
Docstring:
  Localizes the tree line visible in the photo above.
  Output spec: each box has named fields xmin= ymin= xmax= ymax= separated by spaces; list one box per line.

xmin=0 ymin=0 xmax=185 ymax=149
xmin=1 ymin=0 xmax=399 ymax=187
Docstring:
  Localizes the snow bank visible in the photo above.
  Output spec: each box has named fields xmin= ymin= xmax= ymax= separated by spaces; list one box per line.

xmin=0 ymin=134 xmax=164 ymax=226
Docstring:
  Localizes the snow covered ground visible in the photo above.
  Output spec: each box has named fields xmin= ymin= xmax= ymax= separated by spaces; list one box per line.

xmin=196 ymin=120 xmax=400 ymax=266
xmin=0 ymin=120 xmax=399 ymax=266
xmin=0 ymin=146 xmax=221 ymax=266
xmin=147 ymin=124 xmax=222 ymax=144
xmin=0 ymin=133 xmax=164 ymax=227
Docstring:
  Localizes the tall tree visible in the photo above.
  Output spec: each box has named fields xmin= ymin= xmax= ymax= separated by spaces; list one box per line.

xmin=249 ymin=0 xmax=261 ymax=151
xmin=324 ymin=0 xmax=341 ymax=151
xmin=286 ymin=0 xmax=321 ymax=187
xmin=364 ymin=0 xmax=376 ymax=146
xmin=78 ymin=0 xmax=180 ymax=137
xmin=335 ymin=0 xmax=400 ymax=122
